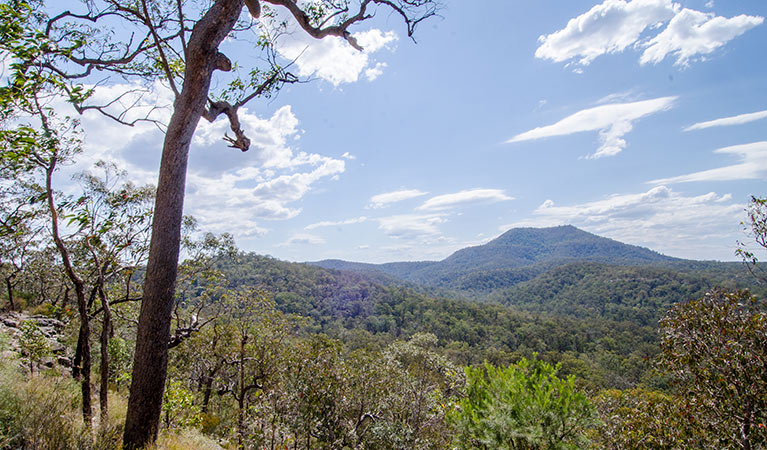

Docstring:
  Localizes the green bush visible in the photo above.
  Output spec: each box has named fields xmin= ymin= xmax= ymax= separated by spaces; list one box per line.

xmin=449 ymin=356 xmax=595 ymax=450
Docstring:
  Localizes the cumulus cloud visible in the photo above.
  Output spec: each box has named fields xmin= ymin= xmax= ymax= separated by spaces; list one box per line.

xmin=69 ymin=83 xmax=346 ymax=238
xmin=186 ymin=151 xmax=345 ymax=231
xmin=507 ymin=96 xmax=677 ymax=158
xmin=501 ymin=186 xmax=744 ymax=260
xmin=194 ymin=105 xmax=301 ymax=169
xmin=369 ymin=189 xmax=428 ymax=209
xmin=377 ymin=214 xmax=447 ymax=238
xmin=649 ymin=141 xmax=767 ymax=184
xmin=418 ymin=189 xmax=513 ymax=211
xmin=536 ymin=0 xmax=763 ymax=68
xmin=273 ymin=24 xmax=397 ymax=86
xmin=305 ymin=216 xmax=368 ymax=230
xmin=641 ymin=9 xmax=763 ymax=66
xmin=684 ymin=110 xmax=767 ymax=131
xmin=536 ymin=0 xmax=678 ymax=66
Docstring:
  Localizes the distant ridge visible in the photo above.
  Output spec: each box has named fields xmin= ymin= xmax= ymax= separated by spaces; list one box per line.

xmin=310 ymin=225 xmax=677 ymax=287
xmin=442 ymin=225 xmax=674 ymax=270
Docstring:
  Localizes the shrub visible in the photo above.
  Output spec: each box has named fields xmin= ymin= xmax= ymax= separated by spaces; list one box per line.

xmin=449 ymin=356 xmax=595 ymax=450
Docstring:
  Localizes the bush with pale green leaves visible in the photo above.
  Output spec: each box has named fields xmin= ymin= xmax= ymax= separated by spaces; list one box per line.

xmin=449 ymin=357 xmax=595 ymax=450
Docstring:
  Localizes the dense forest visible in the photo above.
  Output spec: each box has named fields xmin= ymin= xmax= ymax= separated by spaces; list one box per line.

xmin=0 ymin=0 xmax=766 ymax=449
xmin=2 ymin=195 xmax=767 ymax=448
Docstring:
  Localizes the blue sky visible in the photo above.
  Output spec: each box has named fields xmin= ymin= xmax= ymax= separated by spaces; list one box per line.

xmin=61 ymin=0 xmax=767 ymax=263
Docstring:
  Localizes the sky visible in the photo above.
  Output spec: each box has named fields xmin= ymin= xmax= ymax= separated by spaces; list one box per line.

xmin=48 ymin=0 xmax=767 ymax=263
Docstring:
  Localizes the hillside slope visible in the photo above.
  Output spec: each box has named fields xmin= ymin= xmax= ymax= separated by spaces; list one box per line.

xmin=312 ymin=225 xmax=679 ymax=288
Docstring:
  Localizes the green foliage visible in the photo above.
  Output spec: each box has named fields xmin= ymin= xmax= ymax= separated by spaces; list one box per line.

xmin=18 ymin=319 xmax=50 ymax=373
xmin=491 ymin=261 xmax=755 ymax=326
xmin=162 ymin=380 xmax=203 ymax=430
xmin=738 ymin=195 xmax=767 ymax=284
xmin=659 ymin=289 xmax=767 ymax=449
xmin=591 ymin=388 xmax=714 ymax=449
xmin=449 ymin=357 xmax=595 ymax=450
xmin=107 ymin=336 xmax=133 ymax=389
xmin=209 ymin=253 xmax=665 ymax=389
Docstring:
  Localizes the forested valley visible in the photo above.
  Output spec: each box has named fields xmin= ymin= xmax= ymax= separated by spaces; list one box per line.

xmin=1 ymin=0 xmax=766 ymax=449
xmin=1 ymin=162 xmax=766 ymax=448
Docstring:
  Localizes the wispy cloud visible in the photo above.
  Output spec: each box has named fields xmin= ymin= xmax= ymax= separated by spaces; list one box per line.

xmin=418 ymin=189 xmax=513 ymax=211
xmin=684 ymin=110 xmax=767 ymax=131
xmin=536 ymin=0 xmax=763 ymax=69
xmin=305 ymin=216 xmax=368 ymax=230
xmin=377 ymin=214 xmax=447 ymax=238
xmin=501 ymin=186 xmax=743 ymax=260
xmin=649 ymin=141 xmax=767 ymax=184
xmin=507 ymin=97 xmax=677 ymax=158
xmin=369 ymin=189 xmax=428 ymax=209
xmin=278 ymin=233 xmax=326 ymax=247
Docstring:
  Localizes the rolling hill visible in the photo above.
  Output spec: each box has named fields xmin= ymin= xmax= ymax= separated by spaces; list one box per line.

xmin=311 ymin=225 xmax=680 ymax=288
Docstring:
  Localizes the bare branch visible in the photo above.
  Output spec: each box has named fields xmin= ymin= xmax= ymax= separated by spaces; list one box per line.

xmin=263 ymin=0 xmax=372 ymax=50
xmin=140 ymin=0 xmax=180 ymax=98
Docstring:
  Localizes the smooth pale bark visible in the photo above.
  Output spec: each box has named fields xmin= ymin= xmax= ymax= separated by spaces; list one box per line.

xmin=121 ymin=1 xmax=243 ymax=448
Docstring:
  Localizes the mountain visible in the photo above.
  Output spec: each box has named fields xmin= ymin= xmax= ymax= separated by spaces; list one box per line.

xmin=311 ymin=225 xmax=678 ymax=288
xmin=207 ymin=231 xmax=760 ymax=389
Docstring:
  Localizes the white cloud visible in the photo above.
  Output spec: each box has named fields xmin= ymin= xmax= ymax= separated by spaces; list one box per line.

xmin=649 ymin=141 xmax=767 ymax=184
xmin=684 ymin=109 xmax=767 ymax=131
xmin=341 ymin=152 xmax=356 ymax=160
xmin=365 ymin=62 xmax=387 ymax=81
xmin=77 ymin=93 xmax=344 ymax=235
xmin=535 ymin=0 xmax=678 ymax=66
xmin=418 ymin=189 xmax=513 ymax=211
xmin=179 ymin=104 xmax=347 ymax=234
xmin=507 ymin=96 xmax=677 ymax=158
xmin=305 ymin=216 xmax=368 ymax=230
xmin=279 ymin=233 xmax=326 ymax=247
xmin=369 ymin=189 xmax=428 ymax=209
xmin=536 ymin=0 xmax=763 ymax=68
xmin=377 ymin=214 xmax=447 ymax=238
xmin=273 ymin=24 xmax=397 ymax=86
xmin=186 ymin=163 xmax=334 ymax=224
xmin=194 ymin=105 xmax=301 ymax=169
xmin=641 ymin=9 xmax=763 ymax=66
xmin=501 ymin=186 xmax=744 ymax=260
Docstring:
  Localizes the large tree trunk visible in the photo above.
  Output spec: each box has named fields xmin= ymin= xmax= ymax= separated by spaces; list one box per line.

xmin=121 ymin=1 xmax=242 ymax=448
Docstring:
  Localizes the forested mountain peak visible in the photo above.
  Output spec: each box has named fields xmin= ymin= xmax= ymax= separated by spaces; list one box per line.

xmin=444 ymin=225 xmax=675 ymax=269
xmin=312 ymin=225 xmax=678 ymax=286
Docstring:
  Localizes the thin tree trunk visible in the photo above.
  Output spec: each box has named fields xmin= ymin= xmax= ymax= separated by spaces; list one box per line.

xmin=73 ymin=326 xmax=83 ymax=379
xmin=98 ymin=286 xmax=112 ymax=424
xmin=238 ymin=335 xmax=247 ymax=449
xmin=5 ymin=276 xmax=14 ymax=311
xmin=122 ymin=2 xmax=242 ymax=448
xmin=45 ymin=158 xmax=92 ymax=429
